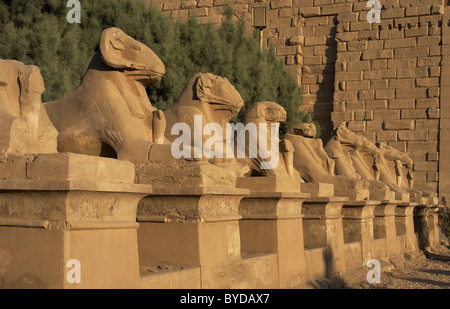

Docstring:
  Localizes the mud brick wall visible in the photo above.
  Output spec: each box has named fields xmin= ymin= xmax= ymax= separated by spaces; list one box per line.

xmin=331 ymin=0 xmax=444 ymax=193
xmin=144 ymin=0 xmax=447 ymax=195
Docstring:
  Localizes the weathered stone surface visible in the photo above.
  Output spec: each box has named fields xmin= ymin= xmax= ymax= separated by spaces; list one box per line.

xmin=236 ymin=176 xmax=301 ymax=193
xmin=44 ymin=28 xmax=166 ymax=165
xmin=0 ymin=60 xmax=58 ymax=158
xmin=285 ymin=122 xmax=371 ymax=200
xmin=0 ymin=153 xmax=152 ymax=289
xmin=324 ymin=123 xmax=396 ymax=201
xmin=0 ymin=1 xmax=445 ymax=290
xmin=164 ymin=72 xmax=244 ymax=160
xmin=300 ymin=182 xmax=334 ymax=197
xmin=137 ymin=162 xmax=245 ymax=188
xmin=238 ymin=102 xmax=301 ymax=179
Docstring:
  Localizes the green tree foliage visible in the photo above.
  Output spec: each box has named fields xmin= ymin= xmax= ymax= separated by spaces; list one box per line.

xmin=0 ymin=0 xmax=310 ymax=132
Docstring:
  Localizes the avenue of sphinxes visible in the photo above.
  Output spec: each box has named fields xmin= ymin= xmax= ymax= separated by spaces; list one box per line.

xmin=0 ymin=21 xmax=446 ymax=289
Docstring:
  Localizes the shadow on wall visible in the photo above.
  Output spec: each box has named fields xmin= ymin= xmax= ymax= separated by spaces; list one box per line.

xmin=318 ymin=246 xmax=346 ymax=288
xmin=312 ymin=15 xmax=338 ymax=142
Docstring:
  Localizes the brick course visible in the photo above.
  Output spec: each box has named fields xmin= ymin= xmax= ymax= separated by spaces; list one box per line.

xmin=144 ymin=0 xmax=444 ymax=194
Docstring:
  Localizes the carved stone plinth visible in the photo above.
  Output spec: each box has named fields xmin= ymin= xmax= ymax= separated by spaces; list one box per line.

xmin=301 ymin=197 xmax=348 ymax=278
xmin=430 ymin=204 xmax=442 ymax=247
xmin=300 ymin=183 xmax=334 ymax=197
xmin=236 ymin=176 xmax=301 ymax=193
xmin=137 ymin=162 xmax=242 ymax=189
xmin=394 ymin=191 xmax=411 ymax=203
xmin=341 ymin=200 xmax=380 ymax=265
xmin=136 ymin=187 xmax=278 ymax=289
xmin=413 ymin=202 xmax=440 ymax=251
xmin=410 ymin=196 xmax=439 ymax=206
xmin=0 ymin=153 xmax=136 ymax=183
xmin=0 ymin=153 xmax=152 ymax=289
xmin=239 ymin=191 xmax=310 ymax=288
xmin=333 ymin=185 xmax=370 ymax=201
xmin=396 ymin=202 xmax=420 ymax=257
xmin=374 ymin=201 xmax=400 ymax=259
xmin=368 ymin=185 xmax=396 ymax=201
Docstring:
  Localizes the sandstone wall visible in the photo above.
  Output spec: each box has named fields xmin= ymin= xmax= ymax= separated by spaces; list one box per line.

xmin=439 ymin=6 xmax=450 ymax=198
xmin=331 ymin=0 xmax=443 ymax=193
xmin=144 ymin=0 xmax=445 ymax=195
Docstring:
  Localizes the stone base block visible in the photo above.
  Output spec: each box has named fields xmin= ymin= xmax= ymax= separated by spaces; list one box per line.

xmin=1 ymin=226 xmax=141 ymax=289
xmin=236 ymin=176 xmax=301 ymax=193
xmin=239 ymin=192 xmax=308 ymax=288
xmin=335 ymin=188 xmax=370 ymax=201
xmin=137 ymin=162 xmax=245 ymax=188
xmin=395 ymin=191 xmax=411 ymax=203
xmin=300 ymin=183 xmax=334 ymax=197
xmin=241 ymin=254 xmax=278 ymax=289
xmin=304 ymin=248 xmax=328 ymax=280
xmin=302 ymin=197 xmax=348 ymax=276
xmin=137 ymin=188 xmax=250 ymax=288
xmin=371 ymin=190 xmax=396 ymax=201
xmin=0 ymin=154 xmax=28 ymax=179
xmin=0 ymin=153 xmax=136 ymax=183
xmin=0 ymin=153 xmax=152 ymax=289
xmin=411 ymin=196 xmax=439 ymax=206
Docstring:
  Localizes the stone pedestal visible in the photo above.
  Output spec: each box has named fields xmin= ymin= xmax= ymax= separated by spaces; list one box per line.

xmin=302 ymin=197 xmax=348 ymax=277
xmin=341 ymin=201 xmax=380 ymax=265
xmin=411 ymin=196 xmax=439 ymax=206
xmin=239 ymin=191 xmax=309 ymax=288
xmin=396 ymin=202 xmax=420 ymax=256
xmin=300 ymin=183 xmax=334 ymax=197
xmin=413 ymin=203 xmax=440 ymax=251
xmin=136 ymin=187 xmax=277 ymax=288
xmin=427 ymin=202 xmax=441 ymax=249
xmin=0 ymin=153 xmax=152 ymax=289
xmin=395 ymin=191 xmax=411 ymax=203
xmin=236 ymin=176 xmax=301 ymax=193
xmin=373 ymin=201 xmax=400 ymax=258
xmin=138 ymin=161 xmax=243 ymax=189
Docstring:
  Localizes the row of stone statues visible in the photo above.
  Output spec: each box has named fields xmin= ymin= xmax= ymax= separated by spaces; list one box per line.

xmin=0 ymin=27 xmax=433 ymax=203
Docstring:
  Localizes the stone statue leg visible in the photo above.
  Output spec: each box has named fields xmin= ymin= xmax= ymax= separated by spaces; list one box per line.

xmin=93 ymin=86 xmax=154 ymax=164
xmin=37 ymin=107 xmax=58 ymax=154
xmin=0 ymin=105 xmax=16 ymax=156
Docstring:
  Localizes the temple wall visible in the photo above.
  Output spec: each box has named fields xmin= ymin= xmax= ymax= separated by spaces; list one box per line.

xmin=144 ymin=0 xmax=447 ymax=196
xmin=332 ymin=0 xmax=443 ymax=194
